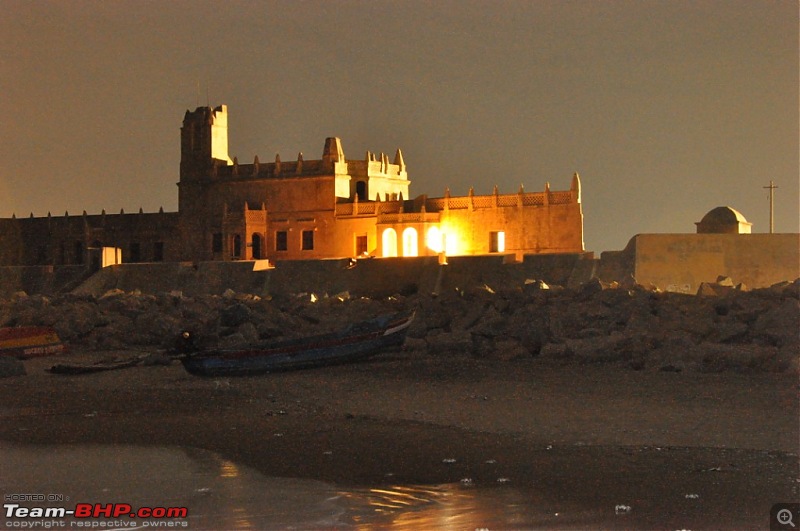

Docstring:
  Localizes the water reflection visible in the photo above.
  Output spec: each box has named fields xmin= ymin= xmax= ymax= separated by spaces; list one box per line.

xmin=337 ymin=484 xmax=595 ymax=530
xmin=1 ymin=443 xmax=342 ymax=529
xmin=1 ymin=443 xmax=592 ymax=529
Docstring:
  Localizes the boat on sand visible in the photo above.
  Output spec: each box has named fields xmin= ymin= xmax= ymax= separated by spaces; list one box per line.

xmin=180 ymin=311 xmax=414 ymax=377
xmin=0 ymin=326 xmax=66 ymax=359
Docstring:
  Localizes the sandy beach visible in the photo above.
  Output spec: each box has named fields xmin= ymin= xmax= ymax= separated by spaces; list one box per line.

xmin=1 ymin=347 xmax=797 ymax=529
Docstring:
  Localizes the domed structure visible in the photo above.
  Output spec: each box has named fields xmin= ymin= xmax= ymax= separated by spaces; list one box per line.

xmin=695 ymin=206 xmax=752 ymax=234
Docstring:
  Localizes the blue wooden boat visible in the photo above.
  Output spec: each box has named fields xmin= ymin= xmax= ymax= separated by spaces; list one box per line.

xmin=180 ymin=311 xmax=414 ymax=377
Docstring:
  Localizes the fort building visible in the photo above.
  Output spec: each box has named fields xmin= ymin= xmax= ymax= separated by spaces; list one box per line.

xmin=0 ymin=105 xmax=585 ymax=268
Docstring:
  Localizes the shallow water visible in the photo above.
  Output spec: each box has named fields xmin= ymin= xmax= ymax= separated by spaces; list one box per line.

xmin=1 ymin=443 xmax=599 ymax=529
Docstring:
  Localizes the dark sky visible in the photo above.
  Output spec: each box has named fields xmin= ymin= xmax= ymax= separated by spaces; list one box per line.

xmin=1 ymin=0 xmax=797 ymax=253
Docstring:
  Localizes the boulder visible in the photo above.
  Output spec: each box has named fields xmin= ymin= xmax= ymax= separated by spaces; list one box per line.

xmin=576 ymin=277 xmax=606 ymax=300
xmin=425 ymin=330 xmax=473 ymax=354
xmin=219 ymin=303 xmax=252 ymax=328
xmin=715 ymin=276 xmax=735 ymax=287
xmin=649 ymin=331 xmax=703 ymax=371
xmin=236 ymin=322 xmax=260 ymax=344
xmin=697 ymin=283 xmax=720 ymax=297
xmin=490 ymin=338 xmax=530 ymax=360
xmin=699 ymin=343 xmax=779 ymax=373
xmin=752 ymin=298 xmax=800 ymax=347
xmin=565 ymin=332 xmax=630 ymax=364
xmin=707 ymin=321 xmax=749 ymax=344
xmin=470 ymin=307 xmax=507 ymax=338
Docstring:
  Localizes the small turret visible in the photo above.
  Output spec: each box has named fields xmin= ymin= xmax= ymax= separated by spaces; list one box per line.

xmin=394 ymin=149 xmax=406 ymax=172
xmin=571 ymin=172 xmax=581 ymax=203
xmin=323 ymin=137 xmax=345 ymax=165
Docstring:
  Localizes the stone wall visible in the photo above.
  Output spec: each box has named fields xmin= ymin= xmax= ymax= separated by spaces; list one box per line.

xmin=0 ymin=253 xmax=596 ymax=298
xmin=621 ymin=233 xmax=799 ymax=292
xmin=0 ymin=266 xmax=90 ymax=297
xmin=5 ymin=231 xmax=797 ymax=298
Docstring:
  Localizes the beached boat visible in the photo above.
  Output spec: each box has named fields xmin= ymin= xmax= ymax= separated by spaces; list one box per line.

xmin=0 ymin=326 xmax=66 ymax=359
xmin=49 ymin=356 xmax=144 ymax=375
xmin=181 ymin=311 xmax=414 ymax=377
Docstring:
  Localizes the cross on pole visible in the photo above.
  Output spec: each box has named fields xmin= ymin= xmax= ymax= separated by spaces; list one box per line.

xmin=763 ymin=180 xmax=778 ymax=234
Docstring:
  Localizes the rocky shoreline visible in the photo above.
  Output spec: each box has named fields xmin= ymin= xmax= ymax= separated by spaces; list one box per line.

xmin=2 ymin=276 xmax=797 ymax=375
xmin=2 ymin=277 xmax=798 ymax=528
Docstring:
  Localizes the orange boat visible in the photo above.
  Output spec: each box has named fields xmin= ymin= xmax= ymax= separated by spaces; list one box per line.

xmin=0 ymin=326 xmax=66 ymax=359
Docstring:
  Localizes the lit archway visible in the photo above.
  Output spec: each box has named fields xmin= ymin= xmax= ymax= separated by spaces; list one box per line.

xmin=382 ymin=228 xmax=398 ymax=257
xmin=402 ymin=228 xmax=418 ymax=257
xmin=426 ymin=226 xmax=443 ymax=253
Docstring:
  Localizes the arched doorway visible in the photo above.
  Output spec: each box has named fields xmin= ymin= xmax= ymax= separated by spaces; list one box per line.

xmin=251 ymin=233 xmax=263 ymax=259
xmin=382 ymin=228 xmax=397 ymax=258
xmin=402 ymin=228 xmax=418 ymax=257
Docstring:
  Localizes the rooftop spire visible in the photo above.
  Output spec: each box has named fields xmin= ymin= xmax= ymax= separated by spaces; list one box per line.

xmin=394 ymin=149 xmax=406 ymax=171
xmin=323 ymin=137 xmax=345 ymax=164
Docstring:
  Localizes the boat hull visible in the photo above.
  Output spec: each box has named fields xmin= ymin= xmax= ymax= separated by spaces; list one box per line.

xmin=181 ymin=312 xmax=413 ymax=377
xmin=0 ymin=327 xmax=66 ymax=359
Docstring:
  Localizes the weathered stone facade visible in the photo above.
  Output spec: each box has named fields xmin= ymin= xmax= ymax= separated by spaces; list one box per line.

xmin=0 ymin=105 xmax=585 ymax=267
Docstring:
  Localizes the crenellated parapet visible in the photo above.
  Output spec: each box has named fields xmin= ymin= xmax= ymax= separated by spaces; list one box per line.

xmin=187 ymin=136 xmax=407 ymax=191
xmin=425 ymin=179 xmax=579 ymax=212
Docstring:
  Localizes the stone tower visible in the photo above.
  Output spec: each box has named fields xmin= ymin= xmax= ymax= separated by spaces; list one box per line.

xmin=178 ymin=105 xmax=234 ymax=259
xmin=179 ymin=105 xmax=233 ymax=182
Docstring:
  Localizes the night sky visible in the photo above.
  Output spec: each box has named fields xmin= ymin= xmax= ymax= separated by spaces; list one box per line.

xmin=1 ymin=0 xmax=797 ymax=253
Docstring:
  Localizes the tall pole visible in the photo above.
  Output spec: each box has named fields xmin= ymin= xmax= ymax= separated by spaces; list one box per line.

xmin=763 ymin=180 xmax=778 ymax=233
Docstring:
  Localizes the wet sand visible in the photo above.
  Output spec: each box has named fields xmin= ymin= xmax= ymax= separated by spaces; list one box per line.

xmin=2 ymin=349 xmax=798 ymax=529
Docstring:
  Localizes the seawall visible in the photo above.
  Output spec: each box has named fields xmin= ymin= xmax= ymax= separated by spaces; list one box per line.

xmin=1 ymin=253 xmax=597 ymax=298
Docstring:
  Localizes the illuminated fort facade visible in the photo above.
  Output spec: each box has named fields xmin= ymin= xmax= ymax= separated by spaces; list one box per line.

xmin=0 ymin=105 xmax=584 ymax=267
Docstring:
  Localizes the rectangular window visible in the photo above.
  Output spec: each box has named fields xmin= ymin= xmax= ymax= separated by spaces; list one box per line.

xmin=130 ymin=242 xmax=141 ymax=263
xmin=153 ymin=242 xmax=164 ymax=262
xmin=302 ymin=230 xmax=314 ymax=251
xmin=212 ymin=233 xmax=223 ymax=253
xmin=355 ymin=234 xmax=368 ymax=256
xmin=74 ymin=241 xmax=84 ymax=265
xmin=275 ymin=231 xmax=288 ymax=251
xmin=489 ymin=231 xmax=505 ymax=253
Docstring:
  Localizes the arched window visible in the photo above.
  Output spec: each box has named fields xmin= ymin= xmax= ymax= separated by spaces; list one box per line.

xmin=382 ymin=228 xmax=397 ymax=258
xmin=402 ymin=227 xmax=418 ymax=257
xmin=251 ymin=233 xmax=263 ymax=259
